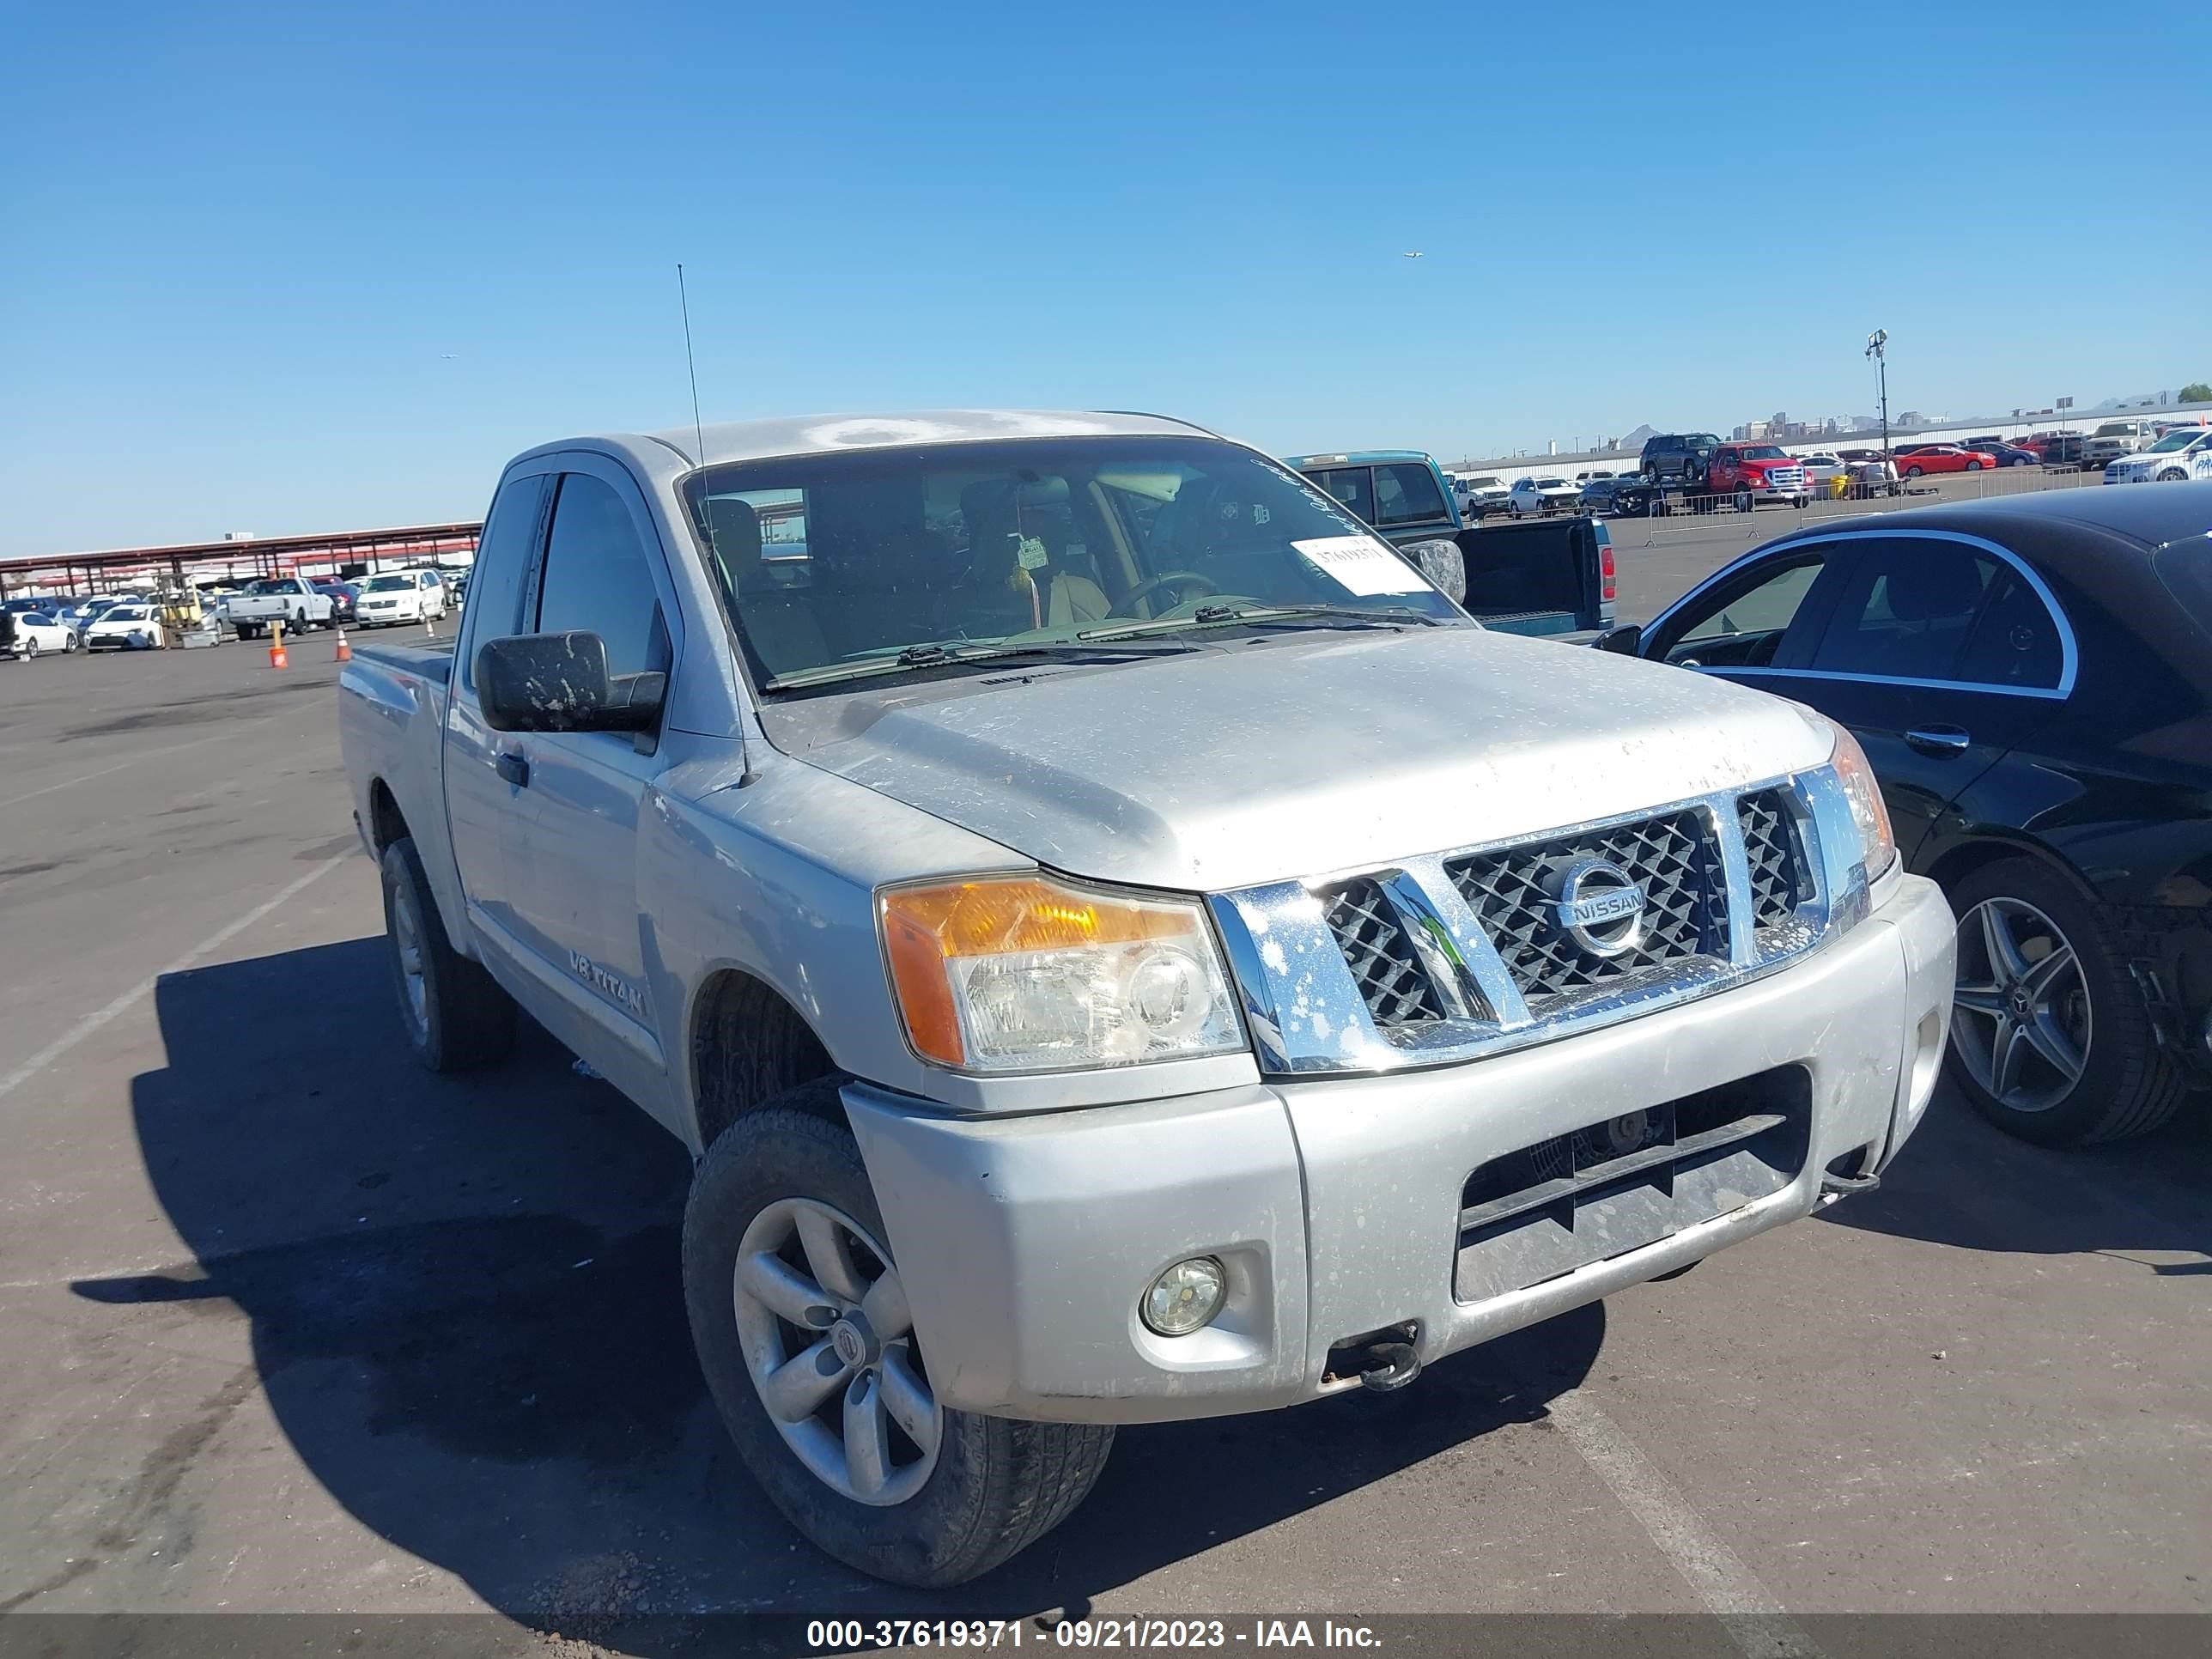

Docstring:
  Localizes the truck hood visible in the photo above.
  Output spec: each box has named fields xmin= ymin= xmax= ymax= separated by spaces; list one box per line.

xmin=788 ymin=629 xmax=1835 ymax=892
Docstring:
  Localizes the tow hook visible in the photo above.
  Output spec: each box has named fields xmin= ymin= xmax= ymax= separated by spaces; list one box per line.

xmin=1327 ymin=1322 xmax=1424 ymax=1394
xmin=1819 ymin=1170 xmax=1881 ymax=1203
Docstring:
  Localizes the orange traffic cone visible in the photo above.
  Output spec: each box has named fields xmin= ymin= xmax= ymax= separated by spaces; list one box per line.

xmin=332 ymin=626 xmax=351 ymax=663
xmin=269 ymin=620 xmax=289 ymax=670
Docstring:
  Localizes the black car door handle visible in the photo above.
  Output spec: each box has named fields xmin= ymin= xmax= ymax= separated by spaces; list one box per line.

xmin=495 ymin=751 xmax=531 ymax=787
xmin=1905 ymin=726 xmax=1972 ymax=756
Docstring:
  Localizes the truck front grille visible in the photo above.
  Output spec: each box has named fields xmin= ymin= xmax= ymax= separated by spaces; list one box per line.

xmin=1322 ymin=878 xmax=1445 ymax=1026
xmin=1443 ymin=809 xmax=1726 ymax=1015
xmin=1737 ymin=788 xmax=1814 ymax=944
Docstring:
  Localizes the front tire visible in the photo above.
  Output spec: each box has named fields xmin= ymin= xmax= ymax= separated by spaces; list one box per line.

xmin=379 ymin=836 xmax=516 ymax=1071
xmin=1966 ymin=459 xmax=1983 ymax=471
xmin=1906 ymin=465 xmax=1925 ymax=478
xmin=684 ymin=1094 xmax=1114 ymax=1587
xmin=1945 ymin=857 xmax=2188 ymax=1146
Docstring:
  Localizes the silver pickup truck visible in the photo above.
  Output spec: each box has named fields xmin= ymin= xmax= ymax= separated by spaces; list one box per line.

xmin=338 ymin=409 xmax=1955 ymax=1588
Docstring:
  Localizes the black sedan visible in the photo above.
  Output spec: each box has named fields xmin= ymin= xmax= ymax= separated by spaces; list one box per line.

xmin=315 ymin=581 xmax=361 ymax=625
xmin=1635 ymin=483 xmax=2212 ymax=1146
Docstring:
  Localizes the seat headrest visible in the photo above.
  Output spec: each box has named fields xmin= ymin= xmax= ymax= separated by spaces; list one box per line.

xmin=704 ymin=498 xmax=763 ymax=586
xmin=1884 ymin=557 xmax=1984 ymax=624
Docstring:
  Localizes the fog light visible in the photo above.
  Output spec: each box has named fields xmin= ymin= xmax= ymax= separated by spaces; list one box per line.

xmin=1141 ymin=1256 xmax=1226 ymax=1337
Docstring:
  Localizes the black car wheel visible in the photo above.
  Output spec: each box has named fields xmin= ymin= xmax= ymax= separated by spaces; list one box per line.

xmin=1945 ymin=858 xmax=2189 ymax=1146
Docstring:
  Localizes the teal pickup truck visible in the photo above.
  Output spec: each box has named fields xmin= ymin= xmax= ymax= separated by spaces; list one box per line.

xmin=1286 ymin=448 xmax=1616 ymax=639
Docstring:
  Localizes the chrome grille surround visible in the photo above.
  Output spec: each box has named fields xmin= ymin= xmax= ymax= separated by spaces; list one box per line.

xmin=1207 ymin=766 xmax=1863 ymax=1078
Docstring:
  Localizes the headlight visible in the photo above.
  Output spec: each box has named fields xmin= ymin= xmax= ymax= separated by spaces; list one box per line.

xmin=1823 ymin=720 xmax=1898 ymax=882
xmin=878 ymin=874 xmax=1243 ymax=1073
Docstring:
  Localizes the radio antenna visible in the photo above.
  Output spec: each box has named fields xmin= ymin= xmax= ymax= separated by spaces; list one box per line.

xmin=678 ymin=263 xmax=708 ymax=468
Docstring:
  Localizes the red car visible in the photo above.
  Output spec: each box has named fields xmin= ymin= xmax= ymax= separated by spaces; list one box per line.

xmin=1893 ymin=442 xmax=1996 ymax=477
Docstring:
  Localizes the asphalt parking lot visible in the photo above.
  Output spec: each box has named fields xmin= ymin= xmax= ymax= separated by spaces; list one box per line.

xmin=1 ymin=517 xmax=2206 ymax=1650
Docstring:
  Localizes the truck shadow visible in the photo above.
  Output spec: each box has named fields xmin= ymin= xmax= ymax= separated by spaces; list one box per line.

xmin=1815 ymin=1085 xmax=2212 ymax=1270
xmin=77 ymin=938 xmax=1602 ymax=1644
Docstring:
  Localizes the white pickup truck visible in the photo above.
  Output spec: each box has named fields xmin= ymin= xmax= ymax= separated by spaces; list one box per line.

xmin=222 ymin=574 xmax=334 ymax=639
xmin=339 ymin=409 xmax=1955 ymax=1588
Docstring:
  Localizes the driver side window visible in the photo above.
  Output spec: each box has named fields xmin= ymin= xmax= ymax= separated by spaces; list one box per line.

xmin=1656 ymin=553 xmax=1827 ymax=667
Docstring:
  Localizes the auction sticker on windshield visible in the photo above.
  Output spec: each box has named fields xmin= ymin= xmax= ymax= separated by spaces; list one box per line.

xmin=1292 ymin=535 xmax=1431 ymax=597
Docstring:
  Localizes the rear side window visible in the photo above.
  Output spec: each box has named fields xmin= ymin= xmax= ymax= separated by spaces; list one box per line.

xmin=536 ymin=472 xmax=671 ymax=679
xmin=455 ymin=473 xmax=546 ymax=690
xmin=1370 ymin=463 xmax=1449 ymax=526
xmin=1809 ymin=538 xmax=2062 ymax=690
xmin=1310 ymin=467 xmax=1374 ymax=521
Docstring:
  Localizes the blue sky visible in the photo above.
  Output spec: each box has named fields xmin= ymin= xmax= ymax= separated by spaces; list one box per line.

xmin=3 ymin=1 xmax=2208 ymax=556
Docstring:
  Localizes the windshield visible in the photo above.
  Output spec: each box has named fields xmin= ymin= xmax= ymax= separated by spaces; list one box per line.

xmin=106 ymin=607 xmax=148 ymax=621
xmin=2154 ymin=539 xmax=2211 ymax=640
xmin=2093 ymin=423 xmax=2134 ymax=438
xmin=1469 ymin=476 xmax=1502 ymax=488
xmin=2146 ymin=428 xmax=2206 ymax=453
xmin=681 ymin=435 xmax=1460 ymax=690
xmin=364 ymin=574 xmax=413 ymax=592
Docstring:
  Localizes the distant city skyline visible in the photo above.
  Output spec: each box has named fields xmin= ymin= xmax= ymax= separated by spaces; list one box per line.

xmin=1451 ymin=385 xmax=2211 ymax=469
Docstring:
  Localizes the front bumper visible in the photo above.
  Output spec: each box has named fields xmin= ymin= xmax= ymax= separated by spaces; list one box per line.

xmin=848 ymin=872 xmax=1954 ymax=1425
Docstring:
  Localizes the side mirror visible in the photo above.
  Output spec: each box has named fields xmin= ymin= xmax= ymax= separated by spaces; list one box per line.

xmin=1403 ymin=538 xmax=1467 ymax=605
xmin=1590 ymin=623 xmax=1644 ymax=656
xmin=477 ymin=632 xmax=664 ymax=735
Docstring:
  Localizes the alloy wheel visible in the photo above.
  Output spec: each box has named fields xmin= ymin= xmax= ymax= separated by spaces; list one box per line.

xmin=732 ymin=1196 xmax=941 ymax=1506
xmin=390 ymin=880 xmax=429 ymax=1040
xmin=1952 ymin=896 xmax=2090 ymax=1114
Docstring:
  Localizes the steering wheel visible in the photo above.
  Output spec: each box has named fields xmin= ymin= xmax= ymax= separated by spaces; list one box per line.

xmin=1114 ymin=570 xmax=1219 ymax=617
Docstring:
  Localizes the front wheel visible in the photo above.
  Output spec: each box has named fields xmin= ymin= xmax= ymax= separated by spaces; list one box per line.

xmin=1905 ymin=465 xmax=1924 ymax=478
xmin=1945 ymin=858 xmax=2187 ymax=1146
xmin=1966 ymin=459 xmax=1983 ymax=471
xmin=684 ymin=1095 xmax=1114 ymax=1587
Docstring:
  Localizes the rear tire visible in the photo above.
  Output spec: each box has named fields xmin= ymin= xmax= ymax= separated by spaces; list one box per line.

xmin=379 ymin=836 xmax=516 ymax=1072
xmin=684 ymin=1094 xmax=1115 ymax=1587
xmin=1943 ymin=857 xmax=2188 ymax=1146
xmin=22 ymin=638 xmax=37 ymax=659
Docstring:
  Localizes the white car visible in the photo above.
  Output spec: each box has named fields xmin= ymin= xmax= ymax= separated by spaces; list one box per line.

xmin=7 ymin=611 xmax=81 ymax=658
xmin=1799 ymin=453 xmax=1848 ymax=484
xmin=1508 ymin=476 xmax=1581 ymax=516
xmin=356 ymin=570 xmax=450 ymax=627
xmin=83 ymin=605 xmax=165 ymax=651
xmin=1452 ymin=473 xmax=1512 ymax=519
xmin=2104 ymin=426 xmax=2212 ymax=484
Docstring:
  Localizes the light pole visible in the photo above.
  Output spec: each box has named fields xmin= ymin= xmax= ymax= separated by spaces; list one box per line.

xmin=1865 ymin=330 xmax=1889 ymax=459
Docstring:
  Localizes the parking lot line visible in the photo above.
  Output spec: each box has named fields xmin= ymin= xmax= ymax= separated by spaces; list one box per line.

xmin=0 ymin=853 xmax=352 ymax=1106
xmin=1543 ymin=1389 xmax=1820 ymax=1658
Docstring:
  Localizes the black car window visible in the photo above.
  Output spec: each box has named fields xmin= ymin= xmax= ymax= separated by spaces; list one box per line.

xmin=1370 ymin=463 xmax=1449 ymax=526
xmin=1652 ymin=551 xmax=1828 ymax=665
xmin=1808 ymin=538 xmax=2059 ymax=689
xmin=537 ymin=473 xmax=671 ymax=679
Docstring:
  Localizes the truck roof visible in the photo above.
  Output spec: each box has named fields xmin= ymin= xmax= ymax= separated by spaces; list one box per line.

xmin=1282 ymin=450 xmax=1434 ymax=468
xmin=525 ymin=410 xmax=1220 ymax=472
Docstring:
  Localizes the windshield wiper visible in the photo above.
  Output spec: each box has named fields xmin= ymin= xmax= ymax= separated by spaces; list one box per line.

xmin=764 ymin=637 xmax=1197 ymax=692
xmin=1079 ymin=604 xmax=1450 ymax=641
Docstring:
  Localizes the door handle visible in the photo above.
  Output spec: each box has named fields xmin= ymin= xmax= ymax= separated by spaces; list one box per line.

xmin=1905 ymin=726 xmax=1972 ymax=756
xmin=495 ymin=751 xmax=531 ymax=787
